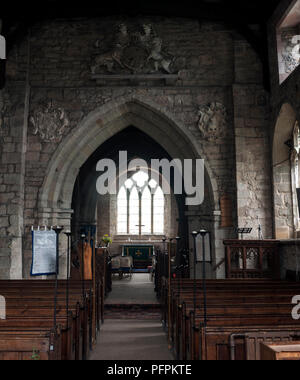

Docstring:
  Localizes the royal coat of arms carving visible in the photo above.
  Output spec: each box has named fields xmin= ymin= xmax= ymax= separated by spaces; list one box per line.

xmin=29 ymin=100 xmax=69 ymax=143
xmin=91 ymin=23 xmax=177 ymax=75
xmin=198 ymin=102 xmax=227 ymax=141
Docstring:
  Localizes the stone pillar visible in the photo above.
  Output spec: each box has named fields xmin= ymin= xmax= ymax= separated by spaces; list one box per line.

xmin=233 ymin=84 xmax=273 ymax=239
xmin=0 ymin=84 xmax=29 ymax=279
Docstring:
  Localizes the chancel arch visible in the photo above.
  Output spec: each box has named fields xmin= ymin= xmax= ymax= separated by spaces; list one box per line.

xmin=72 ymin=127 xmax=181 ymax=251
xmin=38 ymin=97 xmax=221 ymax=278
xmin=38 ymin=96 xmax=219 ymax=212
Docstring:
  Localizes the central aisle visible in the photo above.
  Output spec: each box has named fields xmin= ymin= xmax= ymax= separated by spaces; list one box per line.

xmin=105 ymin=273 xmax=160 ymax=305
xmin=90 ymin=273 xmax=173 ymax=360
xmin=89 ymin=319 xmax=174 ymax=360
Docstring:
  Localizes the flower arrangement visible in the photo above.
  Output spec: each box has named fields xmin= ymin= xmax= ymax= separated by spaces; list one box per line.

xmin=102 ymin=234 xmax=112 ymax=247
xmin=31 ymin=349 xmax=40 ymax=360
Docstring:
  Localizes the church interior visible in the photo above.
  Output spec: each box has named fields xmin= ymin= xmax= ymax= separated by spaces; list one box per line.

xmin=0 ymin=0 xmax=300 ymax=361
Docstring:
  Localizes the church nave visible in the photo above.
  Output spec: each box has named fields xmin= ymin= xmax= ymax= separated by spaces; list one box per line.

xmin=89 ymin=320 xmax=173 ymax=361
xmin=90 ymin=273 xmax=173 ymax=361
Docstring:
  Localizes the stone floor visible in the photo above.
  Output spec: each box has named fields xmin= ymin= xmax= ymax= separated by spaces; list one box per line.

xmin=105 ymin=273 xmax=160 ymax=305
xmin=89 ymin=319 xmax=174 ymax=360
xmin=90 ymin=273 xmax=173 ymax=360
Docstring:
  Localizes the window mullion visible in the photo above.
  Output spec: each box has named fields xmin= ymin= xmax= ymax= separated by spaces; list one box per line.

xmin=127 ymin=189 xmax=130 ymax=235
xmin=139 ymin=191 xmax=142 ymax=236
xmin=151 ymin=192 xmax=154 ymax=235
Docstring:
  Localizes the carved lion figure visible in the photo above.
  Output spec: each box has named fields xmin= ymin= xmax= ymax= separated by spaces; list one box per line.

xmin=91 ymin=23 xmax=133 ymax=74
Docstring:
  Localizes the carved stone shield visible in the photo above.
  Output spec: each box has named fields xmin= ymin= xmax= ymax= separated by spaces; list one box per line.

xmin=30 ymin=101 xmax=69 ymax=143
xmin=121 ymin=45 xmax=149 ymax=73
xmin=198 ymin=102 xmax=227 ymax=141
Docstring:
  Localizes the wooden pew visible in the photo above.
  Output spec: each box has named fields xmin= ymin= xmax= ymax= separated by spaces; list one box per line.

xmin=0 ymin=280 xmax=96 ymax=360
xmin=183 ymin=307 xmax=300 ymax=360
xmin=198 ymin=325 xmax=300 ymax=360
xmin=163 ymin=279 xmax=300 ymax=360
xmin=160 ymin=278 xmax=300 ymax=324
xmin=0 ymin=254 xmax=108 ymax=361
xmin=260 ymin=340 xmax=300 ymax=360
xmin=0 ymin=327 xmax=62 ymax=360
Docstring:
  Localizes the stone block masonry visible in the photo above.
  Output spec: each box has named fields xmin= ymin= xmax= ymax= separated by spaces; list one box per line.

xmin=0 ymin=17 xmax=273 ymax=278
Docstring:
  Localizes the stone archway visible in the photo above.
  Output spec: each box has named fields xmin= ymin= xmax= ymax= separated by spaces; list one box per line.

xmin=272 ymin=102 xmax=298 ymax=239
xmin=39 ymin=95 xmax=219 ymax=214
xmin=75 ymin=134 xmax=178 ymax=236
xmin=38 ymin=95 xmax=222 ymax=277
xmin=38 ymin=95 xmax=220 ymax=223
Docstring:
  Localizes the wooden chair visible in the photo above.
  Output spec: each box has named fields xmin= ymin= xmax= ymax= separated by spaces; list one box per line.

xmin=120 ymin=256 xmax=133 ymax=279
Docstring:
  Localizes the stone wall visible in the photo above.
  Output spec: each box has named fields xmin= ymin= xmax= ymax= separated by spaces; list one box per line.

xmin=232 ymin=32 xmax=273 ymax=240
xmin=233 ymin=84 xmax=273 ymax=239
xmin=0 ymin=17 xmax=273 ymax=279
xmin=0 ymin=82 xmax=29 ymax=279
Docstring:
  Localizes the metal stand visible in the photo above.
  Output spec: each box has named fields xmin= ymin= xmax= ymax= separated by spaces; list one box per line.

xmin=64 ymin=230 xmax=72 ymax=330
xmin=191 ymin=232 xmax=198 ymax=329
xmin=199 ymin=230 xmax=208 ymax=328
xmin=80 ymin=234 xmax=86 ymax=302
xmin=191 ymin=229 xmax=210 ymax=360
xmin=258 ymin=224 xmax=263 ymax=240
xmin=237 ymin=228 xmax=252 ymax=240
xmin=53 ymin=226 xmax=64 ymax=329
xmin=175 ymin=236 xmax=181 ymax=295
xmin=91 ymin=234 xmax=97 ymax=346
xmin=168 ymin=237 xmax=175 ymax=350
xmin=162 ymin=237 xmax=166 ymax=254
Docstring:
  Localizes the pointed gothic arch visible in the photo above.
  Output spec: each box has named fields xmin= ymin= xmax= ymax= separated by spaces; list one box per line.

xmin=38 ymin=95 xmax=219 ymax=223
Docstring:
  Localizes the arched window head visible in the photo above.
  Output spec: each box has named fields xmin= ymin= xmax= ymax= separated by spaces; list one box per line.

xmin=132 ymin=171 xmax=149 ymax=188
xmin=116 ymin=172 xmax=165 ymax=235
